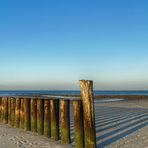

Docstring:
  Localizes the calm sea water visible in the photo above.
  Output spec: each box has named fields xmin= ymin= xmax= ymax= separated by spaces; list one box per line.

xmin=0 ymin=90 xmax=148 ymax=96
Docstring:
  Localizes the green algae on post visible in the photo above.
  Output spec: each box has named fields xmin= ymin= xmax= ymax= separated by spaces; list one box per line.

xmin=79 ymin=80 xmax=96 ymax=148
xmin=30 ymin=98 xmax=37 ymax=132
xmin=8 ymin=97 xmax=11 ymax=125
xmin=24 ymin=98 xmax=31 ymax=131
xmin=15 ymin=97 xmax=21 ymax=128
xmin=37 ymin=98 xmax=44 ymax=135
xmin=50 ymin=99 xmax=59 ymax=140
xmin=60 ymin=99 xmax=71 ymax=144
xmin=1 ymin=97 xmax=4 ymax=122
xmin=72 ymin=100 xmax=84 ymax=148
xmin=10 ymin=97 xmax=16 ymax=126
xmin=2 ymin=97 xmax=8 ymax=124
xmin=20 ymin=98 xmax=25 ymax=129
xmin=44 ymin=99 xmax=51 ymax=137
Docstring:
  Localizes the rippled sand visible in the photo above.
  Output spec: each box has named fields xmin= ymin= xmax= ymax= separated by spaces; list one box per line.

xmin=95 ymin=99 xmax=148 ymax=148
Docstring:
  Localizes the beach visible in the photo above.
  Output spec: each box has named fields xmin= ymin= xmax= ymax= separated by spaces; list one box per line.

xmin=1 ymin=0 xmax=148 ymax=147
xmin=95 ymin=99 xmax=148 ymax=147
xmin=0 ymin=98 xmax=148 ymax=147
xmin=0 ymin=124 xmax=72 ymax=148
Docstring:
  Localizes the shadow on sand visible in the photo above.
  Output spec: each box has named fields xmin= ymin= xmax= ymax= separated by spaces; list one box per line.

xmin=95 ymin=106 xmax=148 ymax=148
xmin=69 ymin=103 xmax=148 ymax=148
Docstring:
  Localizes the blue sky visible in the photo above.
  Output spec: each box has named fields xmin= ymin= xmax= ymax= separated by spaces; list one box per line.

xmin=0 ymin=0 xmax=148 ymax=90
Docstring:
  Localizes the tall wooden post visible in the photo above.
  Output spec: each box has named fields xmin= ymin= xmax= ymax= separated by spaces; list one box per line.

xmin=15 ymin=97 xmax=21 ymax=128
xmin=24 ymin=98 xmax=31 ymax=131
xmin=50 ymin=99 xmax=59 ymax=140
xmin=72 ymin=100 xmax=84 ymax=148
xmin=79 ymin=80 xmax=96 ymax=148
xmin=44 ymin=99 xmax=51 ymax=137
xmin=60 ymin=99 xmax=71 ymax=144
xmin=20 ymin=98 xmax=25 ymax=129
xmin=37 ymin=98 xmax=44 ymax=135
xmin=30 ymin=98 xmax=37 ymax=132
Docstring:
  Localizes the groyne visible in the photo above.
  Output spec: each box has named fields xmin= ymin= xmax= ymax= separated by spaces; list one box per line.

xmin=0 ymin=80 xmax=96 ymax=148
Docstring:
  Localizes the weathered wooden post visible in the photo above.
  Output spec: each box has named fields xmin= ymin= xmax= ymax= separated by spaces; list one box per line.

xmin=30 ymin=98 xmax=37 ymax=132
xmin=20 ymin=98 xmax=25 ymax=129
xmin=44 ymin=99 xmax=51 ymax=137
xmin=1 ymin=97 xmax=4 ymax=121
xmin=1 ymin=97 xmax=4 ymax=122
xmin=15 ymin=97 xmax=21 ymax=128
xmin=0 ymin=97 xmax=2 ymax=122
xmin=60 ymin=99 xmax=71 ymax=144
xmin=8 ymin=97 xmax=11 ymax=124
xmin=10 ymin=97 xmax=15 ymax=126
xmin=2 ymin=97 xmax=8 ymax=124
xmin=79 ymin=80 xmax=96 ymax=148
xmin=72 ymin=100 xmax=84 ymax=148
xmin=24 ymin=98 xmax=31 ymax=131
xmin=37 ymin=98 xmax=44 ymax=135
xmin=50 ymin=99 xmax=59 ymax=140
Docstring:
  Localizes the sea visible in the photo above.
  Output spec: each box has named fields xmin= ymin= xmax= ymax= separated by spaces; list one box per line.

xmin=0 ymin=90 xmax=148 ymax=96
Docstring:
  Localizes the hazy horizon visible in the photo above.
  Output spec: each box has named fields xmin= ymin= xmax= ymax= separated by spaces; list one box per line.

xmin=0 ymin=1 xmax=148 ymax=90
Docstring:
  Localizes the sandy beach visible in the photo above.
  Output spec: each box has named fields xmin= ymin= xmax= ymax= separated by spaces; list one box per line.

xmin=95 ymin=99 xmax=148 ymax=148
xmin=0 ymin=124 xmax=72 ymax=148
xmin=0 ymin=99 xmax=148 ymax=148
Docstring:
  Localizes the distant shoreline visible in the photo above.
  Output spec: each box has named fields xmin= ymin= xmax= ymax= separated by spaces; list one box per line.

xmin=0 ymin=94 xmax=148 ymax=100
xmin=95 ymin=95 xmax=148 ymax=100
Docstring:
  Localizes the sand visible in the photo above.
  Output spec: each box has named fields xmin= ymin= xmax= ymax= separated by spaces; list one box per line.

xmin=0 ymin=124 xmax=72 ymax=148
xmin=95 ymin=99 xmax=148 ymax=148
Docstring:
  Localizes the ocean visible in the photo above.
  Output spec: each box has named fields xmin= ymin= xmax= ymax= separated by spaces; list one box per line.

xmin=0 ymin=90 xmax=148 ymax=96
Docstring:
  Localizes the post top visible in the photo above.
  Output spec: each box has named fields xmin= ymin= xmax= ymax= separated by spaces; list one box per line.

xmin=79 ymin=80 xmax=93 ymax=82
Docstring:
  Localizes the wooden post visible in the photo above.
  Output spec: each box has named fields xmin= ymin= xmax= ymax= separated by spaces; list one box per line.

xmin=1 ymin=97 xmax=4 ymax=122
xmin=37 ymin=98 xmax=44 ymax=135
xmin=15 ymin=97 xmax=21 ymax=128
xmin=24 ymin=98 xmax=31 ymax=131
xmin=0 ymin=97 xmax=2 ymax=122
xmin=44 ymin=99 xmax=51 ymax=137
xmin=20 ymin=98 xmax=25 ymax=129
xmin=8 ymin=97 xmax=11 ymax=125
xmin=30 ymin=98 xmax=37 ymax=132
xmin=10 ymin=97 xmax=15 ymax=126
xmin=79 ymin=80 xmax=96 ymax=148
xmin=50 ymin=99 xmax=59 ymax=140
xmin=72 ymin=100 xmax=84 ymax=148
xmin=60 ymin=99 xmax=70 ymax=144
xmin=2 ymin=97 xmax=8 ymax=124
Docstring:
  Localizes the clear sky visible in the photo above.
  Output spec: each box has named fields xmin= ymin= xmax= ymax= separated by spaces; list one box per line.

xmin=0 ymin=0 xmax=148 ymax=90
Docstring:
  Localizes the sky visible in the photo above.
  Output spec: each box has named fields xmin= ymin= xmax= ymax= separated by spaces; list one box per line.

xmin=0 ymin=0 xmax=148 ymax=90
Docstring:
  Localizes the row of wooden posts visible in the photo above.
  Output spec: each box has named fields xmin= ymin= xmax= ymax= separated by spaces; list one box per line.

xmin=0 ymin=80 xmax=96 ymax=148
